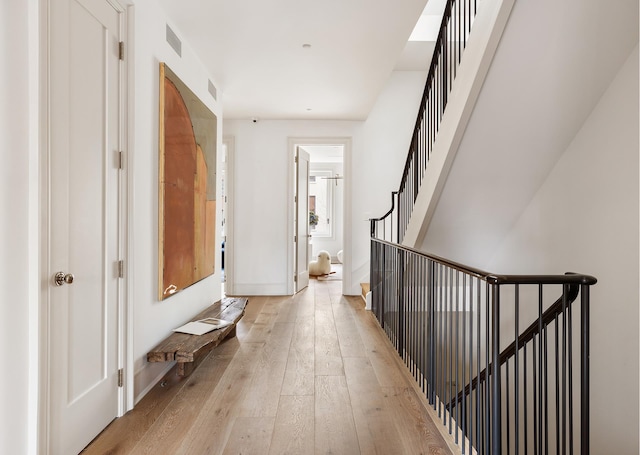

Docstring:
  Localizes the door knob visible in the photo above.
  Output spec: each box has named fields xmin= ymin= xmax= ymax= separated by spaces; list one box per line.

xmin=54 ymin=272 xmax=74 ymax=286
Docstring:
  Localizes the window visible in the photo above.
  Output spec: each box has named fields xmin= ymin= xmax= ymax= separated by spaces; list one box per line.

xmin=309 ymin=170 xmax=332 ymax=237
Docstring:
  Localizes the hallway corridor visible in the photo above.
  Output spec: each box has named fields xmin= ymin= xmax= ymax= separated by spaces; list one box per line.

xmin=84 ymin=278 xmax=453 ymax=454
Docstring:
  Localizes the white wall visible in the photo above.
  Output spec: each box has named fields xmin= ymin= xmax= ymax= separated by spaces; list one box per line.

xmin=419 ymin=0 xmax=638 ymax=266
xmin=485 ymin=47 xmax=639 ymax=454
xmin=0 ymin=2 xmax=225 ymax=451
xmin=352 ymin=71 xmax=427 ymax=285
xmin=130 ymin=0 xmax=224 ymax=400
xmin=357 ymin=71 xmax=427 ymax=218
xmin=224 ymin=70 xmax=426 ymax=295
xmin=223 ymin=120 xmax=360 ymax=294
xmin=0 ymin=2 xmax=38 ymax=454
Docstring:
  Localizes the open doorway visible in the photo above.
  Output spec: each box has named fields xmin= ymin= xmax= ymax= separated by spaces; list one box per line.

xmin=220 ymin=142 xmax=227 ymax=296
xmin=289 ymin=137 xmax=352 ymax=296
xmin=221 ymin=136 xmax=235 ymax=296
xmin=304 ymin=145 xmax=344 ymax=280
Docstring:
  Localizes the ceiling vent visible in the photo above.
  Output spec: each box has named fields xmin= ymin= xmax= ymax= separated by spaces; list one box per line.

xmin=166 ymin=25 xmax=182 ymax=57
xmin=208 ymin=80 xmax=217 ymax=100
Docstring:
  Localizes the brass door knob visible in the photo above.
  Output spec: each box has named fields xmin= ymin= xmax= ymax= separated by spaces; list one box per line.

xmin=54 ymin=272 xmax=75 ymax=286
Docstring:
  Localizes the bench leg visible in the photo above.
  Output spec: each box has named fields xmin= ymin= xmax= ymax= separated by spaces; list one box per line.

xmin=177 ymin=362 xmax=194 ymax=377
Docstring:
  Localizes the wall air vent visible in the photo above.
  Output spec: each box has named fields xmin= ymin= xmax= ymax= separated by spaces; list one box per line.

xmin=208 ymin=80 xmax=217 ymax=100
xmin=166 ymin=25 xmax=182 ymax=57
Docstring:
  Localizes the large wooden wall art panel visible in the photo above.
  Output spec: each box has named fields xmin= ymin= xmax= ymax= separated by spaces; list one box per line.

xmin=159 ymin=63 xmax=217 ymax=300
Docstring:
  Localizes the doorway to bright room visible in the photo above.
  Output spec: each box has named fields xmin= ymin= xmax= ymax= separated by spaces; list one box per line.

xmin=292 ymin=139 xmax=350 ymax=295
xmin=304 ymin=145 xmax=344 ymax=283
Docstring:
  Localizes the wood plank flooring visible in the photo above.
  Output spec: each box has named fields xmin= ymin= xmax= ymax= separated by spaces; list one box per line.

xmin=83 ymin=278 xmax=454 ymax=455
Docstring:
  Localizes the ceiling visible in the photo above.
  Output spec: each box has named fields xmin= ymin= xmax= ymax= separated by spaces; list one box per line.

xmin=156 ymin=0 xmax=444 ymax=121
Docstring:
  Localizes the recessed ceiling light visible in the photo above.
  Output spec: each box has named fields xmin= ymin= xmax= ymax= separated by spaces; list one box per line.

xmin=302 ymin=43 xmax=311 ymax=48
xmin=306 ymin=108 xmax=312 ymax=111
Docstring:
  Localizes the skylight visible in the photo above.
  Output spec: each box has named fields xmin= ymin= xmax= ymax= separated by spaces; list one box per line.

xmin=408 ymin=0 xmax=448 ymax=42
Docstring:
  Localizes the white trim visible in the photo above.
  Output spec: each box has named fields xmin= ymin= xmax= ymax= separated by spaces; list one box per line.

xmin=27 ymin=0 xmax=40 ymax=441
xmin=223 ymin=136 xmax=236 ymax=295
xmin=122 ymin=2 xmax=135 ymax=414
xmin=37 ymin=1 xmax=51 ymax=453
xmin=39 ymin=1 xmax=131 ymax=451
xmin=308 ymin=169 xmax=334 ymax=238
xmin=287 ymin=137 xmax=353 ymax=296
xmin=38 ymin=1 xmax=51 ymax=452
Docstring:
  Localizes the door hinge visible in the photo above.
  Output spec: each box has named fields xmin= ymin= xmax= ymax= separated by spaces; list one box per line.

xmin=294 ymin=235 xmax=297 ymax=243
xmin=118 ymin=368 xmax=124 ymax=387
xmin=118 ymin=260 xmax=124 ymax=278
xmin=119 ymin=41 xmax=125 ymax=60
xmin=294 ymin=275 xmax=297 ymax=283
xmin=295 ymin=156 xmax=298 ymax=164
xmin=294 ymin=195 xmax=297 ymax=203
xmin=118 ymin=151 xmax=124 ymax=169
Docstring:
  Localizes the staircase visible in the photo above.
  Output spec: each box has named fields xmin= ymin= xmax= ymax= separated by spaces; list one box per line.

xmin=360 ymin=282 xmax=371 ymax=310
xmin=370 ymin=239 xmax=596 ymax=454
xmin=366 ymin=0 xmax=615 ymax=453
xmin=371 ymin=0 xmax=516 ymax=248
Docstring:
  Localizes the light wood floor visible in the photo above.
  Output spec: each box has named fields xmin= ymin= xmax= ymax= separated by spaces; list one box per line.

xmin=84 ymin=278 xmax=454 ymax=454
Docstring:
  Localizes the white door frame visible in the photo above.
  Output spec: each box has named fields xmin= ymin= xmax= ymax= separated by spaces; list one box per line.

xmin=287 ymin=137 xmax=352 ymax=296
xmin=222 ymin=136 xmax=235 ymax=295
xmin=38 ymin=1 xmax=133 ymax=451
xmin=294 ymin=147 xmax=310 ymax=293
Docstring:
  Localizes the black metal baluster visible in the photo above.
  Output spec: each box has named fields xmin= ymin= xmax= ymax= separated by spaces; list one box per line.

xmin=555 ymin=315 xmax=560 ymax=455
xmin=506 ymin=359 xmax=510 ymax=455
xmin=580 ymin=285 xmax=590 ymax=455
xmin=468 ymin=276 xmax=473 ymax=453
xmin=538 ymin=285 xmax=543 ymax=455
xmin=422 ymin=256 xmax=427 ymax=394
xmin=428 ymin=260 xmax=435 ymax=405
xmin=491 ymin=285 xmax=501 ymax=455
xmin=461 ymin=273 xmax=467 ymax=453
xmin=544 ymin=324 xmax=548 ymax=455
xmin=455 ymin=270 xmax=460 ymax=445
xmin=449 ymin=268 xmax=454 ymax=433
xmin=568 ymin=296 xmax=574 ymax=455
xmin=463 ymin=0 xmax=467 ymax=47
xmin=484 ymin=284 xmax=490 ymax=454
xmin=524 ymin=344 xmax=528 ymax=455
xmin=408 ymin=254 xmax=413 ymax=375
xmin=410 ymin=254 xmax=415 ymax=379
xmin=561 ymin=285 xmax=567 ymax=455
xmin=533 ymin=337 xmax=538 ymax=455
xmin=515 ymin=284 xmax=520 ymax=455
xmin=438 ymin=263 xmax=443 ymax=418
xmin=476 ymin=278 xmax=481 ymax=453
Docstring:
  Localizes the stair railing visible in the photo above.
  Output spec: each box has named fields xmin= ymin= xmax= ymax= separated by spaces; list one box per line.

xmin=370 ymin=238 xmax=596 ymax=454
xmin=371 ymin=0 xmax=480 ymax=243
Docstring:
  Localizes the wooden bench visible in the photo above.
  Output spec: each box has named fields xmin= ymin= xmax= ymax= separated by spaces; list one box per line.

xmin=147 ymin=297 xmax=248 ymax=377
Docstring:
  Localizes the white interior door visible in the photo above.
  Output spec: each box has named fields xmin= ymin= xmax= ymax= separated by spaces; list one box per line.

xmin=295 ymin=148 xmax=310 ymax=292
xmin=49 ymin=0 xmax=122 ymax=453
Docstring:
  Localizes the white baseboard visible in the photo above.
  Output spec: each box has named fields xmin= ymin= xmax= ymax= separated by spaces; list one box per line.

xmin=231 ymin=282 xmax=289 ymax=296
xmin=134 ymin=361 xmax=175 ymax=405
